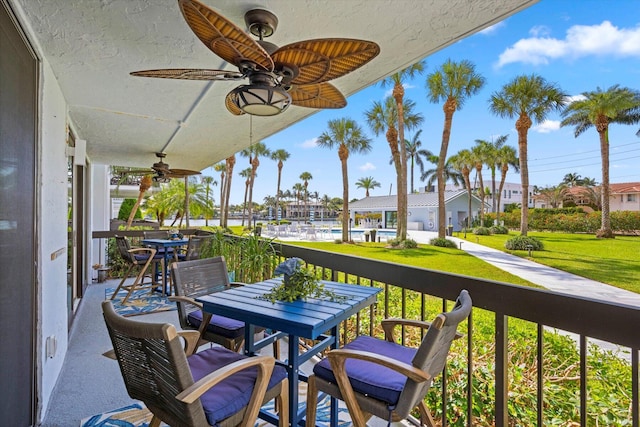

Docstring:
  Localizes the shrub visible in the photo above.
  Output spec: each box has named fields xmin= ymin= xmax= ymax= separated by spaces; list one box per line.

xmin=387 ymin=238 xmax=418 ymax=249
xmin=430 ymin=237 xmax=457 ymax=248
xmin=117 ymin=198 xmax=141 ymax=221
xmin=504 ymin=235 xmax=544 ymax=251
xmin=473 ymin=226 xmax=491 ymax=235
xmin=489 ymin=225 xmax=509 ymax=234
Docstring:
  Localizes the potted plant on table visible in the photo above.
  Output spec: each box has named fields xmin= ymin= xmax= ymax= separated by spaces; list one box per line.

xmin=261 ymin=257 xmax=346 ymax=303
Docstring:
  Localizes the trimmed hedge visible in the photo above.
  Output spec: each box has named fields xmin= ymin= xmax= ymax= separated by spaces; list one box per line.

xmin=488 ymin=209 xmax=640 ymax=233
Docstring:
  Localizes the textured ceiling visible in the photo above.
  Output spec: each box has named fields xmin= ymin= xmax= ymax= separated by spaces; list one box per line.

xmin=10 ymin=0 xmax=537 ymax=171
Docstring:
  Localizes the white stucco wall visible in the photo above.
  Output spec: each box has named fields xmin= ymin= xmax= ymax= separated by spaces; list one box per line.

xmin=37 ymin=55 xmax=69 ymax=417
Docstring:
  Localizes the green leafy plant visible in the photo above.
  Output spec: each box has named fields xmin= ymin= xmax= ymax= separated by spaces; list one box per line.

xmin=504 ymin=235 xmax=544 ymax=251
xmin=260 ymin=258 xmax=347 ymax=303
xmin=430 ymin=237 xmax=457 ymax=248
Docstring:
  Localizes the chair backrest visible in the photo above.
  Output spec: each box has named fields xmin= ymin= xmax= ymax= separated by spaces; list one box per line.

xmin=101 ymin=300 xmax=209 ymax=426
xmin=184 ymin=235 xmax=214 ymax=261
xmin=114 ymin=235 xmax=134 ymax=264
xmin=143 ymin=230 xmax=169 ymax=239
xmin=171 ymin=257 xmax=232 ymax=329
xmin=396 ymin=290 xmax=472 ymax=416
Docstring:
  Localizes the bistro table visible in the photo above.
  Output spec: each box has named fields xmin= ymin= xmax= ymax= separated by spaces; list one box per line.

xmin=197 ymin=278 xmax=381 ymax=427
xmin=141 ymin=238 xmax=188 ymax=295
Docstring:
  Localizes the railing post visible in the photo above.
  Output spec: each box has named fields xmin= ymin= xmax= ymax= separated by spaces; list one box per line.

xmin=495 ymin=313 xmax=508 ymax=427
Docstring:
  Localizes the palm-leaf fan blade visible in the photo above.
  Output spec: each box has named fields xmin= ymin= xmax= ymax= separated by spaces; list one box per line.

xmin=179 ymin=0 xmax=274 ymax=71
xmin=130 ymin=68 xmax=244 ymax=80
xmin=272 ymin=38 xmax=380 ymax=85
xmin=289 ymin=82 xmax=346 ymax=109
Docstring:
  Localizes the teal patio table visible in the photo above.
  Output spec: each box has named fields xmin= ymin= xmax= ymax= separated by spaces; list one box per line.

xmin=141 ymin=238 xmax=188 ymax=294
xmin=197 ymin=278 xmax=381 ymax=427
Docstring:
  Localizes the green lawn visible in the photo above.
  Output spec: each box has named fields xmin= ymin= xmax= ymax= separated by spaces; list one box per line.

xmin=286 ymin=241 xmax=538 ymax=288
xmin=457 ymin=231 xmax=640 ymax=293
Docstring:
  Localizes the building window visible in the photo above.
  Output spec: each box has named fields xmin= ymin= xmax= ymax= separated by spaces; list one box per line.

xmin=628 ymin=194 xmax=637 ymax=202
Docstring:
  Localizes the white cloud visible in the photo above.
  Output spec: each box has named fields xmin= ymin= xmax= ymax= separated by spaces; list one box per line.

xmin=529 ymin=25 xmax=551 ymax=37
xmin=565 ymin=94 xmax=587 ymax=104
xmin=300 ymin=138 xmax=318 ymax=148
xmin=478 ymin=21 xmax=505 ymax=35
xmin=359 ymin=162 xmax=376 ymax=171
xmin=497 ymin=21 xmax=640 ymax=67
xmin=533 ymin=120 xmax=560 ymax=133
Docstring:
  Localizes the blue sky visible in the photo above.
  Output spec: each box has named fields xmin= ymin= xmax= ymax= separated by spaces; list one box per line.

xmin=207 ymin=0 xmax=640 ymax=206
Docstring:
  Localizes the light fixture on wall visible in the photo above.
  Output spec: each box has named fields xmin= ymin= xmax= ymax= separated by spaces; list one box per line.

xmin=228 ymin=72 xmax=291 ymax=116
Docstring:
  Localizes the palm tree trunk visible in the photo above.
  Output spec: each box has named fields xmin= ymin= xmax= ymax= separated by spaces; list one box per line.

xmin=184 ymin=177 xmax=190 ymax=228
xmin=496 ymin=166 xmax=508 ymax=223
xmin=437 ymin=99 xmax=456 ymax=238
xmin=516 ymin=113 xmax=532 ymax=236
xmin=476 ymin=167 xmax=485 ymax=225
xmin=598 ymin=127 xmax=614 ymax=238
xmin=395 ymin=86 xmax=408 ymax=241
xmin=463 ymin=171 xmax=472 ymax=229
xmin=275 ymin=164 xmax=283 ymax=223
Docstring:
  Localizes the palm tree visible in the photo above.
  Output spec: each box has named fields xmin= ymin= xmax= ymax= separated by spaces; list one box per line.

xmin=420 ymin=155 xmax=463 ymax=190
xmin=125 ymin=174 xmax=153 ymax=229
xmin=560 ymin=85 xmax=640 ymax=238
xmin=405 ymin=130 xmax=433 ymax=193
xmin=449 ymin=149 xmax=474 ymax=228
xmin=426 ymin=59 xmax=486 ymax=238
xmin=317 ymin=118 xmax=372 ymax=242
xmin=355 ymin=176 xmax=381 ymax=197
xmin=292 ymin=182 xmax=305 ymax=220
xmin=300 ymin=171 xmax=313 ymax=221
xmin=471 ymin=140 xmax=490 ymax=224
xmin=201 ymin=175 xmax=216 ymax=226
xmin=537 ymin=185 xmax=569 ymax=208
xmin=241 ymin=142 xmax=270 ymax=228
xmin=377 ymin=62 xmax=425 ymax=240
xmin=213 ymin=162 xmax=226 ymax=224
xmin=271 ymin=149 xmax=290 ymax=222
xmin=238 ymin=167 xmax=252 ymax=226
xmin=562 ymin=172 xmax=583 ymax=187
xmin=221 ymin=155 xmax=236 ymax=228
xmin=495 ymin=144 xmax=519 ymax=223
xmin=581 ymin=176 xmax=597 ymax=187
xmin=365 ymin=96 xmax=423 ymax=241
xmin=479 ymin=135 xmax=509 ymax=212
xmin=489 ymin=74 xmax=566 ymax=236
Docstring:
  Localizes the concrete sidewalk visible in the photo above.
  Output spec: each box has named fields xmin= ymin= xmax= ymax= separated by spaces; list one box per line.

xmin=407 ymin=230 xmax=640 ymax=308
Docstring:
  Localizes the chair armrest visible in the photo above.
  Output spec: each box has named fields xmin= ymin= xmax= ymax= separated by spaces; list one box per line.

xmin=230 ymin=281 xmax=248 ymax=288
xmin=328 ymin=348 xmax=431 ymax=383
xmin=381 ymin=317 xmax=463 ymax=342
xmin=168 ymin=296 xmax=204 ymax=311
xmin=177 ymin=330 xmax=201 ymax=355
xmin=127 ymin=247 xmax=157 ymax=257
xmin=177 ymin=355 xmax=275 ymax=422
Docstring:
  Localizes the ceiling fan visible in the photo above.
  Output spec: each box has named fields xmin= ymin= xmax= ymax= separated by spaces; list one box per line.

xmin=120 ymin=152 xmax=201 ymax=182
xmin=130 ymin=0 xmax=380 ymax=116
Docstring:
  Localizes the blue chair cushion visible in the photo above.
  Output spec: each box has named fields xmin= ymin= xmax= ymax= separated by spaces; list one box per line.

xmin=313 ymin=335 xmax=416 ymax=405
xmin=188 ymin=347 xmax=287 ymax=425
xmin=188 ymin=310 xmax=245 ymax=339
xmin=133 ymin=253 xmax=164 ymax=262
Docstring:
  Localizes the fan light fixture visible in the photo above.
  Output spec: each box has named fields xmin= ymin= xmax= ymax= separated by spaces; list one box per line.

xmin=229 ymin=83 xmax=291 ymax=116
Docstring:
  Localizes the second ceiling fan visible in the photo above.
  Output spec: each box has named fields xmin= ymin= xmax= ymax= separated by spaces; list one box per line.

xmin=130 ymin=0 xmax=380 ymax=116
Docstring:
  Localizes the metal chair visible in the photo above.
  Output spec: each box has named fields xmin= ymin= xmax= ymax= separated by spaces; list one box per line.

xmin=110 ymin=235 xmax=164 ymax=304
xmin=170 ymin=256 xmax=280 ymax=357
xmin=306 ymin=290 xmax=472 ymax=427
xmin=102 ymin=300 xmax=289 ymax=427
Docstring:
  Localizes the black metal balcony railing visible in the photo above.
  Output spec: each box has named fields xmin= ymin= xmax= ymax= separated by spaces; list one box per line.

xmin=275 ymin=243 xmax=640 ymax=427
xmin=93 ymin=231 xmax=640 ymax=426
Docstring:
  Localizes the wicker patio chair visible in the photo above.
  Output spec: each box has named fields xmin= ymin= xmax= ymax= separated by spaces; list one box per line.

xmin=102 ymin=300 xmax=289 ymax=427
xmin=170 ymin=257 xmax=279 ymax=357
xmin=306 ymin=290 xmax=472 ymax=427
xmin=110 ymin=235 xmax=164 ymax=304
